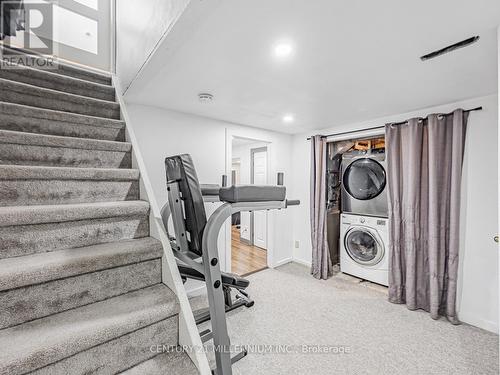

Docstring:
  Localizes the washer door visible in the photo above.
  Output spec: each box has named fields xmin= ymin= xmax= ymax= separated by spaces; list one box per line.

xmin=343 ymin=158 xmax=386 ymax=200
xmin=344 ymin=227 xmax=384 ymax=266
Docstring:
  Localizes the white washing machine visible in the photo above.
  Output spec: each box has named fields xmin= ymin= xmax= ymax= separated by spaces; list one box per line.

xmin=340 ymin=213 xmax=389 ymax=286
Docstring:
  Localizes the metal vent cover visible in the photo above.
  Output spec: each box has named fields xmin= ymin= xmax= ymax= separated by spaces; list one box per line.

xmin=420 ymin=36 xmax=480 ymax=61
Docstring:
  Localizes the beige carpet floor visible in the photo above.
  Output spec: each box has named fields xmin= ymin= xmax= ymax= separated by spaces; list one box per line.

xmin=190 ymin=262 xmax=498 ymax=375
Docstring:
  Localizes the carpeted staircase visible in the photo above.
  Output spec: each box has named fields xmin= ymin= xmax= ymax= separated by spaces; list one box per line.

xmin=0 ymin=48 xmax=199 ymax=375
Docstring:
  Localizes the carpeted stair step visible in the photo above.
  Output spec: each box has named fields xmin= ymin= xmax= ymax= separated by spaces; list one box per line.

xmin=0 ymin=46 xmax=189 ymax=374
xmin=0 ymin=237 xmax=163 ymax=329
xmin=0 ymin=45 xmax=112 ymax=85
xmin=0 ymin=79 xmax=120 ymax=118
xmin=0 ymin=284 xmax=179 ymax=375
xmin=0 ymin=102 xmax=126 ymax=141
xmin=0 ymin=201 xmax=150 ymax=259
xmin=0 ymin=165 xmax=140 ymax=206
xmin=120 ymin=351 xmax=199 ymax=375
xmin=0 ymin=64 xmax=115 ymax=101
xmin=0 ymin=129 xmax=132 ymax=168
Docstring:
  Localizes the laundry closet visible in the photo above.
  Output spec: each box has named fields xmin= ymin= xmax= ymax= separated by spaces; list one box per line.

xmin=326 ymin=136 xmax=389 ymax=286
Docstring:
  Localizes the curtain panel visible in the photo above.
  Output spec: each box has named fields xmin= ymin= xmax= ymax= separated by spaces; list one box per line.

xmin=310 ymin=135 xmax=333 ymax=280
xmin=385 ymin=109 xmax=468 ymax=323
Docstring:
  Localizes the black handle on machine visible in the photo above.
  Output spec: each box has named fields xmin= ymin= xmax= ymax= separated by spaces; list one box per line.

xmin=286 ymin=199 xmax=300 ymax=207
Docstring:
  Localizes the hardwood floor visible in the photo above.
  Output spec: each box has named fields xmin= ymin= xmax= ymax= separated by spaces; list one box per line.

xmin=231 ymin=226 xmax=267 ymax=276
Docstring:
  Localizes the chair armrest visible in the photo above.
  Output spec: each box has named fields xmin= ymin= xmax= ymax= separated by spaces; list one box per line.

xmin=219 ymin=185 xmax=286 ymax=203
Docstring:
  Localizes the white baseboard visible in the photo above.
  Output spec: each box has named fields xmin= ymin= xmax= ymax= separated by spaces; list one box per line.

xmin=458 ymin=312 xmax=499 ymax=333
xmin=273 ymin=257 xmax=293 ymax=268
xmin=292 ymin=257 xmax=312 ymax=267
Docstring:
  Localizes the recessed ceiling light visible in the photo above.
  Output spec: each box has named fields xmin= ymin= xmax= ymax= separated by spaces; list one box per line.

xmin=282 ymin=114 xmax=294 ymax=123
xmin=274 ymin=42 xmax=293 ymax=58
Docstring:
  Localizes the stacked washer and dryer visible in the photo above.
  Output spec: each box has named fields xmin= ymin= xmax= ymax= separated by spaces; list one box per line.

xmin=340 ymin=148 xmax=389 ymax=286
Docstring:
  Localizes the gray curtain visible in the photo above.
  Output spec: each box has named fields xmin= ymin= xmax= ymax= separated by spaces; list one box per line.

xmin=310 ymin=135 xmax=333 ymax=279
xmin=386 ymin=109 xmax=468 ymax=323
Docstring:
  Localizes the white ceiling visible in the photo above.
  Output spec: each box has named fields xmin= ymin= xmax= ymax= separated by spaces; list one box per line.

xmin=125 ymin=0 xmax=500 ymax=134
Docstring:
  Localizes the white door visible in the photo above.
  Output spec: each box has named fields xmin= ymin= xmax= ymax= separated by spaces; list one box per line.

xmin=8 ymin=0 xmax=111 ymax=71
xmin=252 ymin=149 xmax=267 ymax=249
xmin=55 ymin=0 xmax=111 ymax=70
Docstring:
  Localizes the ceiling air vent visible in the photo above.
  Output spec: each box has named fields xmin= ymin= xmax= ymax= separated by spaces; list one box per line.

xmin=420 ymin=36 xmax=480 ymax=61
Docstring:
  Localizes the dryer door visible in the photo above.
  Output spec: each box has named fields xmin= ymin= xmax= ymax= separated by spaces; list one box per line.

xmin=343 ymin=158 xmax=386 ymax=200
xmin=344 ymin=227 xmax=384 ymax=266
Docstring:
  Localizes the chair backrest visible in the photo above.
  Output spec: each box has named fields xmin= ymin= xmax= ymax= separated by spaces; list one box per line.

xmin=165 ymin=154 xmax=207 ymax=256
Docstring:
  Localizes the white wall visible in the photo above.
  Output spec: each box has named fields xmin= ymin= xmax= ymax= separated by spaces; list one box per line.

xmin=497 ymin=26 xmax=500 ymax=336
xmin=497 ymin=25 xmax=500 ymax=334
xmin=115 ymin=0 xmax=190 ymax=91
xmin=125 ymin=104 xmax=295 ymax=275
xmin=290 ymin=94 xmax=499 ymax=333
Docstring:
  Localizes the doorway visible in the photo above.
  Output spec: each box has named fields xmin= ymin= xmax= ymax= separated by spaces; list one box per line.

xmin=326 ymin=135 xmax=386 ymax=269
xmin=230 ymin=137 xmax=269 ymax=276
xmin=5 ymin=0 xmax=111 ymax=71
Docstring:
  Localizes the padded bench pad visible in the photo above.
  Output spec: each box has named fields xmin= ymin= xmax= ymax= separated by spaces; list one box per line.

xmin=200 ymin=184 xmax=220 ymax=196
xmin=219 ymin=185 xmax=286 ymax=203
xmin=178 ymin=265 xmax=250 ymax=289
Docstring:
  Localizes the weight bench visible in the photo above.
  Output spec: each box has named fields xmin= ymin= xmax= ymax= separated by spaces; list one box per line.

xmin=162 ymin=184 xmax=255 ymax=326
xmin=162 ymin=154 xmax=299 ymax=375
xmin=176 ymin=264 xmax=254 ymax=325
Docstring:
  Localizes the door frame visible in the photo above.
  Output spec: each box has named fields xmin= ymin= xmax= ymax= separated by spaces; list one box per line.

xmin=250 ymin=146 xmax=268 ymax=248
xmin=225 ymin=130 xmax=275 ymax=272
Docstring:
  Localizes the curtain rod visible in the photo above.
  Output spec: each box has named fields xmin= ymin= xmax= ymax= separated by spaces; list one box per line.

xmin=306 ymin=106 xmax=482 ymax=140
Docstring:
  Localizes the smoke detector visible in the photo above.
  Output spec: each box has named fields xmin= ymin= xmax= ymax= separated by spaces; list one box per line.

xmin=198 ymin=93 xmax=214 ymax=103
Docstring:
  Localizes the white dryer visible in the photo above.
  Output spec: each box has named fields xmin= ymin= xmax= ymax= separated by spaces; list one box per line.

xmin=340 ymin=213 xmax=389 ymax=286
xmin=341 ymin=149 xmax=388 ymax=218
